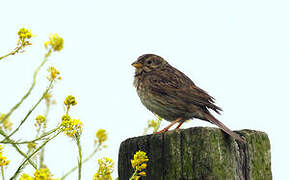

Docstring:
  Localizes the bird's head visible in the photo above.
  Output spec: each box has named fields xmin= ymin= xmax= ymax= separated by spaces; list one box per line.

xmin=132 ymin=54 xmax=168 ymax=75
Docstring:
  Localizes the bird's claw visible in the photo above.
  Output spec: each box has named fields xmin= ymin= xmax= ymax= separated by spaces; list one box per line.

xmin=154 ymin=128 xmax=168 ymax=134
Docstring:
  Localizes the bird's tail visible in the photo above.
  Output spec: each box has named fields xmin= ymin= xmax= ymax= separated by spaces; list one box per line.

xmin=203 ymin=113 xmax=246 ymax=143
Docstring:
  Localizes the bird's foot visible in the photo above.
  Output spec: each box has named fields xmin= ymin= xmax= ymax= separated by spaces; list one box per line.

xmin=154 ymin=128 xmax=168 ymax=134
xmin=154 ymin=117 xmax=183 ymax=134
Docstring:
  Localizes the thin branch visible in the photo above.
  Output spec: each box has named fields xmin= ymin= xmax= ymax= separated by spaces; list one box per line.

xmin=129 ymin=169 xmax=138 ymax=180
xmin=2 ymin=81 xmax=53 ymax=141
xmin=75 ymin=135 xmax=82 ymax=180
xmin=10 ymin=129 xmax=62 ymax=179
xmin=0 ymin=130 xmax=37 ymax=169
xmin=0 ymin=50 xmax=51 ymax=124
xmin=60 ymin=145 xmax=101 ymax=180
xmin=0 ymin=127 xmax=60 ymax=144
xmin=0 ymin=45 xmax=22 ymax=61
xmin=1 ymin=166 xmax=4 ymax=180
xmin=39 ymin=97 xmax=52 ymax=168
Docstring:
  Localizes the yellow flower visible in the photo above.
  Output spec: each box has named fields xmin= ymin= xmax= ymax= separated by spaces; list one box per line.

xmin=150 ymin=115 xmax=162 ymax=132
xmin=133 ymin=176 xmax=140 ymax=180
xmin=148 ymin=120 xmax=157 ymax=127
xmin=136 ymin=163 xmax=147 ymax=171
xmin=130 ymin=150 xmax=149 ymax=179
xmin=47 ymin=66 xmax=61 ymax=81
xmin=19 ymin=173 xmax=34 ymax=180
xmin=20 ymin=168 xmax=59 ymax=180
xmin=16 ymin=28 xmax=34 ymax=50
xmin=44 ymin=33 xmax=64 ymax=51
xmin=95 ymin=129 xmax=108 ymax=146
xmin=35 ymin=115 xmax=46 ymax=128
xmin=0 ymin=113 xmax=13 ymax=131
xmin=34 ymin=168 xmax=59 ymax=180
xmin=0 ymin=156 xmax=9 ymax=166
xmin=0 ymin=145 xmax=9 ymax=166
xmin=138 ymin=171 xmax=146 ymax=176
xmin=143 ymin=115 xmax=163 ymax=135
xmin=0 ymin=27 xmax=33 ymax=60
xmin=34 ymin=168 xmax=51 ymax=180
xmin=27 ymin=142 xmax=37 ymax=151
xmin=18 ymin=28 xmax=33 ymax=40
xmin=64 ymin=95 xmax=77 ymax=107
xmin=131 ymin=150 xmax=149 ymax=169
xmin=61 ymin=114 xmax=70 ymax=121
xmin=61 ymin=114 xmax=83 ymax=137
xmin=93 ymin=157 xmax=114 ymax=180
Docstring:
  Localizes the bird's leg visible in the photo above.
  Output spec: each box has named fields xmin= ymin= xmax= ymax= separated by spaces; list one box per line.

xmin=155 ymin=117 xmax=182 ymax=134
xmin=175 ymin=121 xmax=185 ymax=129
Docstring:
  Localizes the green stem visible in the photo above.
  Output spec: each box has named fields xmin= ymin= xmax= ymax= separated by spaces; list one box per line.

xmin=60 ymin=146 xmax=100 ymax=180
xmin=0 ymin=50 xmax=51 ymax=124
xmin=0 ymin=130 xmax=37 ymax=169
xmin=39 ymin=149 xmax=44 ymax=169
xmin=10 ymin=129 xmax=62 ymax=179
xmin=66 ymin=106 xmax=70 ymax=115
xmin=44 ymin=101 xmax=50 ymax=118
xmin=75 ymin=135 xmax=82 ymax=180
xmin=2 ymin=81 xmax=53 ymax=141
xmin=0 ymin=45 xmax=22 ymax=61
xmin=129 ymin=169 xmax=138 ymax=180
xmin=154 ymin=116 xmax=162 ymax=133
xmin=0 ymin=127 xmax=59 ymax=144
xmin=39 ymin=99 xmax=51 ymax=168
xmin=1 ymin=166 xmax=4 ymax=180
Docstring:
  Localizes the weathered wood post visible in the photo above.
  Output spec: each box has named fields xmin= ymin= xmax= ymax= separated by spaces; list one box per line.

xmin=118 ymin=127 xmax=271 ymax=180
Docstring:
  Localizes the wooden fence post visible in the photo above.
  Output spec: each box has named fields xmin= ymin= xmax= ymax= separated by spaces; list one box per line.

xmin=118 ymin=127 xmax=271 ymax=180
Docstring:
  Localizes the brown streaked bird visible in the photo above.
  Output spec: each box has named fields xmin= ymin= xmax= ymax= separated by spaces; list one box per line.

xmin=132 ymin=54 xmax=245 ymax=143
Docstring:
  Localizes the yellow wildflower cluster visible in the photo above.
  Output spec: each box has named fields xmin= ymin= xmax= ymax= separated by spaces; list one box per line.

xmin=61 ymin=95 xmax=82 ymax=137
xmin=27 ymin=142 xmax=37 ymax=151
xmin=95 ymin=129 xmax=108 ymax=146
xmin=148 ymin=120 xmax=158 ymax=130
xmin=47 ymin=66 xmax=61 ymax=81
xmin=61 ymin=114 xmax=83 ymax=137
xmin=19 ymin=168 xmax=59 ymax=180
xmin=34 ymin=168 xmax=59 ymax=180
xmin=18 ymin=28 xmax=33 ymax=40
xmin=93 ymin=157 xmax=114 ymax=180
xmin=0 ymin=113 xmax=13 ymax=131
xmin=35 ymin=115 xmax=46 ymax=128
xmin=0 ymin=145 xmax=9 ymax=167
xmin=131 ymin=151 xmax=149 ymax=179
xmin=0 ymin=27 xmax=34 ymax=60
xmin=150 ymin=115 xmax=162 ymax=132
xmin=143 ymin=115 xmax=162 ymax=135
xmin=19 ymin=174 xmax=34 ymax=180
xmin=16 ymin=28 xmax=34 ymax=52
xmin=44 ymin=33 xmax=64 ymax=52
xmin=64 ymin=95 xmax=77 ymax=107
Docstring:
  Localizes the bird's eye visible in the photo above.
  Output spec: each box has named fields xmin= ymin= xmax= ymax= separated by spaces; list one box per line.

xmin=147 ymin=60 xmax=152 ymax=65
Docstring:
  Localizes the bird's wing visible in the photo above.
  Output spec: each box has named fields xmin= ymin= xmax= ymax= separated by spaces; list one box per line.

xmin=147 ymin=68 xmax=222 ymax=114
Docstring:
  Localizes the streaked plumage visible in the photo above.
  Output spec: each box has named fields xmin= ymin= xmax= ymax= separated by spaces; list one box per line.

xmin=132 ymin=54 xmax=245 ymax=143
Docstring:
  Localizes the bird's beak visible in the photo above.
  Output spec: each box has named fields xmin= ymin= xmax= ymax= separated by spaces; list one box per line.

xmin=131 ymin=62 xmax=143 ymax=69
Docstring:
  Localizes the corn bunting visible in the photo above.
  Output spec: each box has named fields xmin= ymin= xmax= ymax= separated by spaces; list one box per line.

xmin=132 ymin=54 xmax=245 ymax=143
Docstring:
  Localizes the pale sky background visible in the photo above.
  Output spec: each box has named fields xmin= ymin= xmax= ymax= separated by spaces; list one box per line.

xmin=0 ymin=0 xmax=288 ymax=179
